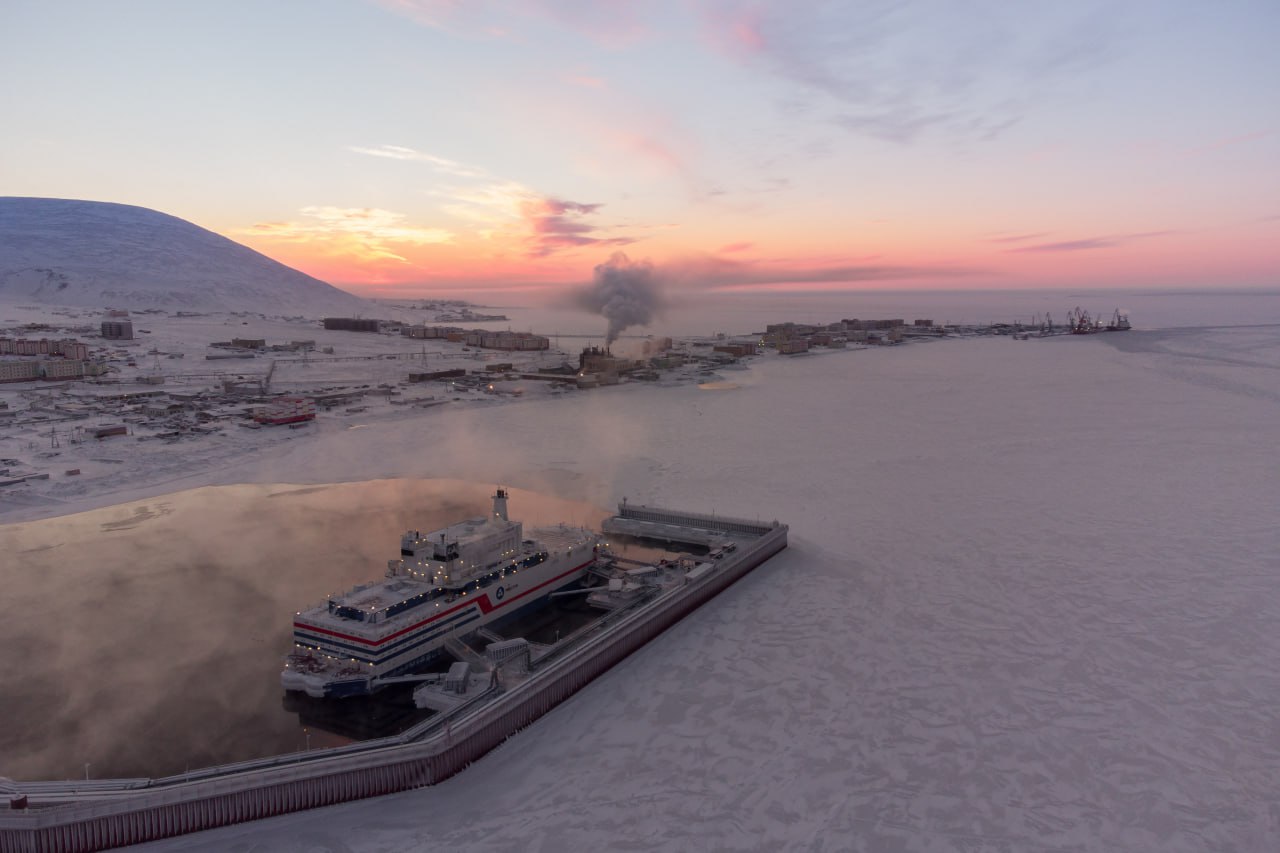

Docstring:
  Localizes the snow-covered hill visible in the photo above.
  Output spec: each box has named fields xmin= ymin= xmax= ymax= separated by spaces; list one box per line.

xmin=0 ymin=197 xmax=372 ymax=316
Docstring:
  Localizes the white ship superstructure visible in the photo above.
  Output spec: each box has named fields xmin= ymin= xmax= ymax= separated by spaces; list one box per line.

xmin=282 ymin=489 xmax=599 ymax=698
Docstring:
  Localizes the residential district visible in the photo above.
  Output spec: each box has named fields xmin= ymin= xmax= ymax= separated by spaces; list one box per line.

xmin=0 ymin=305 xmax=1031 ymax=501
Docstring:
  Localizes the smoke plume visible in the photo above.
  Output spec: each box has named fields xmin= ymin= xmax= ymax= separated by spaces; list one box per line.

xmin=574 ymin=252 xmax=664 ymax=344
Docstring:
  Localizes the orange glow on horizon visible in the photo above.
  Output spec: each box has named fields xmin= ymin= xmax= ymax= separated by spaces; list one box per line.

xmin=235 ymin=215 xmax=1279 ymax=298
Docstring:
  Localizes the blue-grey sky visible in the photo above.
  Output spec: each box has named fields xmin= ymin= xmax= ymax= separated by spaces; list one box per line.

xmin=2 ymin=0 xmax=1277 ymax=295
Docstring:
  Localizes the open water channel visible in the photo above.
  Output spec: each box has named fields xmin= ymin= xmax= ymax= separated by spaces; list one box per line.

xmin=0 ymin=479 xmax=617 ymax=782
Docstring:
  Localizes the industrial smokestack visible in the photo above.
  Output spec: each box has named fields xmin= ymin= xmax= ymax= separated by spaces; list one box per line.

xmin=574 ymin=252 xmax=664 ymax=344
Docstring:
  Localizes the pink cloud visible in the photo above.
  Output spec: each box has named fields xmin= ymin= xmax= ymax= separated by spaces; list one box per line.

xmin=728 ymin=12 xmax=766 ymax=53
xmin=519 ymin=196 xmax=634 ymax=257
xmin=1008 ymin=231 xmax=1177 ymax=253
xmin=619 ymin=132 xmax=689 ymax=176
xmin=658 ymin=251 xmax=982 ymax=289
xmin=564 ymin=72 xmax=607 ymax=89
xmin=700 ymin=3 xmax=1123 ymax=145
xmin=986 ymin=232 xmax=1050 ymax=244
xmin=375 ymin=0 xmax=650 ymax=46
xmin=1185 ymin=130 xmax=1272 ymax=157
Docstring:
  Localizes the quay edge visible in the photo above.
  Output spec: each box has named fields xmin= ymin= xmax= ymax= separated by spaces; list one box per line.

xmin=0 ymin=505 xmax=788 ymax=853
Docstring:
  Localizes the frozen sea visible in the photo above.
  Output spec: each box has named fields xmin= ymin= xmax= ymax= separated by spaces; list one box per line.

xmin=450 ymin=286 xmax=1280 ymax=338
xmin=3 ymin=288 xmax=1278 ymax=852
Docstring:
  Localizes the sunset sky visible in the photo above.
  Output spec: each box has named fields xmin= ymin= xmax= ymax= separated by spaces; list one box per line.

xmin=2 ymin=0 xmax=1277 ymax=297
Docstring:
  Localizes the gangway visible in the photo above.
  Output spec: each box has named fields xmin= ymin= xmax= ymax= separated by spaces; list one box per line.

xmin=599 ymin=552 xmax=657 ymax=568
xmin=585 ymin=563 xmax=616 ymax=582
xmin=372 ymin=673 xmax=438 ymax=686
xmin=443 ymin=635 xmax=490 ymax=671
xmin=549 ymin=587 xmax=598 ymax=598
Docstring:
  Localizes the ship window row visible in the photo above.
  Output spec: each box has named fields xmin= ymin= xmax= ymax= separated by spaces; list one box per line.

xmin=297 ymin=605 xmax=479 ymax=659
xmin=383 ymin=586 xmax=451 ymax=619
xmin=460 ymin=551 xmax=547 ymax=595
xmin=294 ymin=608 xmax=483 ymax=666
xmin=326 ymin=551 xmax=548 ymax=622
xmin=328 ymin=585 xmax=451 ymax=622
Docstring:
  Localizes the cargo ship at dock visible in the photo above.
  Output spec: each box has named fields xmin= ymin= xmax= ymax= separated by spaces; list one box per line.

xmin=282 ymin=489 xmax=600 ymax=698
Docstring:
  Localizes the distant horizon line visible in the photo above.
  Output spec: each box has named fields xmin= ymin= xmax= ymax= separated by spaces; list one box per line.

xmin=353 ymin=284 xmax=1280 ymax=302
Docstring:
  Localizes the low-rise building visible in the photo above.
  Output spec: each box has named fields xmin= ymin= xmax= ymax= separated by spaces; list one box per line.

xmin=641 ymin=337 xmax=673 ymax=356
xmin=650 ymin=355 xmax=684 ymax=369
xmin=408 ymin=368 xmax=466 ymax=382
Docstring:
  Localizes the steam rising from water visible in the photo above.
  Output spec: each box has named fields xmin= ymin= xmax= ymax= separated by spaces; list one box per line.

xmin=0 ymin=480 xmax=606 ymax=781
xmin=574 ymin=252 xmax=664 ymax=344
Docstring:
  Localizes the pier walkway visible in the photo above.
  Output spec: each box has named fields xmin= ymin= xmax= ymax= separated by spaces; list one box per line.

xmin=0 ymin=506 xmax=787 ymax=853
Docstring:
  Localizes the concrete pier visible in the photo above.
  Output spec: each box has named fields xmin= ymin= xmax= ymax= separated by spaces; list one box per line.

xmin=0 ymin=507 xmax=787 ymax=853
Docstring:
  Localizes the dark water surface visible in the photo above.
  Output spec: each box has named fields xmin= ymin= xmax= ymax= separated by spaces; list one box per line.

xmin=0 ymin=479 xmax=607 ymax=781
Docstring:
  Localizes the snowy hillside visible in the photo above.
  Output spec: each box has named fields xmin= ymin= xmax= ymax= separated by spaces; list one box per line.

xmin=0 ymin=197 xmax=371 ymax=316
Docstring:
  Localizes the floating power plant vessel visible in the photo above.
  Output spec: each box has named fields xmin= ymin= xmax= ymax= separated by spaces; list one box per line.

xmin=2 ymin=490 xmax=788 ymax=853
xmin=283 ymin=489 xmax=598 ymax=698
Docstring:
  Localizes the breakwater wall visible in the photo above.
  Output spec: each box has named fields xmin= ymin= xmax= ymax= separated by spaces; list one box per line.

xmin=0 ymin=511 xmax=788 ymax=853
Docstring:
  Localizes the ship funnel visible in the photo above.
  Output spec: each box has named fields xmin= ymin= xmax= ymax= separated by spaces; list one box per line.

xmin=493 ymin=488 xmax=509 ymax=522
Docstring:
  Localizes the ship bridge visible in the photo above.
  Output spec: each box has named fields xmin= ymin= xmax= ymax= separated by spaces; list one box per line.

xmin=392 ymin=489 xmax=526 ymax=587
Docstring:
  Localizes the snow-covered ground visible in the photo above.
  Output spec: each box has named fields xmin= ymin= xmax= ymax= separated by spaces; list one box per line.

xmin=0 ymin=198 xmax=372 ymax=314
xmin=5 ymin=308 xmax=1279 ymax=850
xmin=0 ymin=303 xmax=608 ymax=522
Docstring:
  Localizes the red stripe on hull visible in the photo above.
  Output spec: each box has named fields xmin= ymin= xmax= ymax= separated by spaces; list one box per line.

xmin=295 ymin=558 xmax=593 ymax=647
